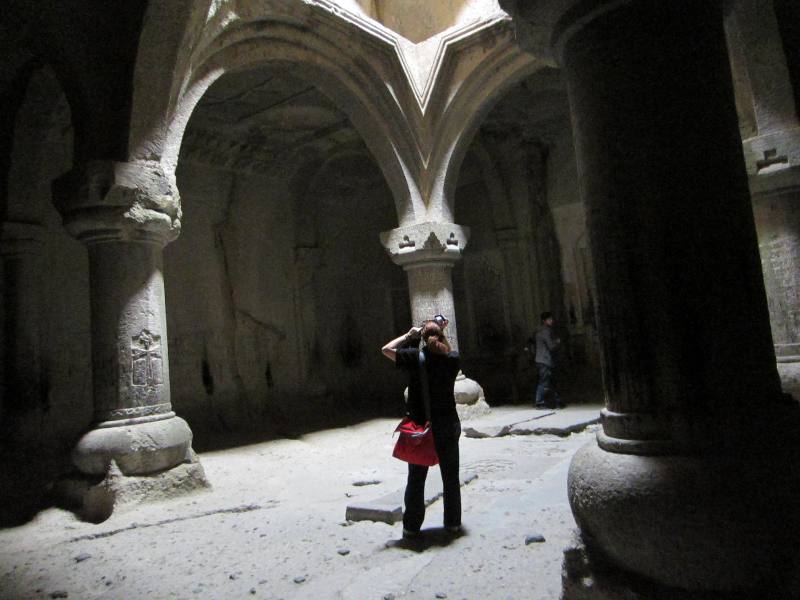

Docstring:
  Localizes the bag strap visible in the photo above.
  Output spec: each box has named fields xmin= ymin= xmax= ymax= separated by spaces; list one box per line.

xmin=418 ymin=349 xmax=432 ymax=423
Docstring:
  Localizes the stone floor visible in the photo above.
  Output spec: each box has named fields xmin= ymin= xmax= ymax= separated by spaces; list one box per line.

xmin=0 ymin=406 xmax=601 ymax=600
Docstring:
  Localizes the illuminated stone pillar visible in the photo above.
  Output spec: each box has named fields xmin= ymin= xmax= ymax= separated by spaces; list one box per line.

xmin=380 ymin=222 xmax=469 ymax=350
xmin=54 ymin=161 xmax=208 ymax=496
xmin=381 ymin=222 xmax=489 ymax=416
xmin=729 ymin=0 xmax=800 ymax=396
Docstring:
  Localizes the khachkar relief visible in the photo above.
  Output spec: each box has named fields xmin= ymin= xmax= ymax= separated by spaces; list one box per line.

xmin=131 ymin=329 xmax=164 ymax=387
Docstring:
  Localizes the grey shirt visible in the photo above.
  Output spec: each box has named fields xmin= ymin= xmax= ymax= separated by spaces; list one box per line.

xmin=534 ymin=326 xmax=560 ymax=367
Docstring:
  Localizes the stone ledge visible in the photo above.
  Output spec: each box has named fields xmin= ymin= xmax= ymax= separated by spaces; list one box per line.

xmin=345 ymin=471 xmax=477 ymax=524
xmin=463 ymin=406 xmax=601 ymax=439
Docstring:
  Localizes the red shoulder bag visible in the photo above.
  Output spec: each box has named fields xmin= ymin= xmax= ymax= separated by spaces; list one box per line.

xmin=392 ymin=350 xmax=438 ymax=466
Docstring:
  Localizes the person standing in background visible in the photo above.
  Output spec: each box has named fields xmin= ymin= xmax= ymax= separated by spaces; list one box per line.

xmin=532 ymin=311 xmax=564 ymax=409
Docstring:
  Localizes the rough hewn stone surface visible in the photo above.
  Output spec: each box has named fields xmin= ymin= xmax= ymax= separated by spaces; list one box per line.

xmin=55 ymin=455 xmax=210 ymax=524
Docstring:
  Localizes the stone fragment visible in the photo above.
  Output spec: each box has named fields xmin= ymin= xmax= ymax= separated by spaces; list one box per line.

xmin=352 ymin=480 xmax=381 ymax=487
xmin=337 ymin=548 xmax=350 ymax=556
xmin=74 ymin=552 xmax=91 ymax=563
xmin=50 ymin=592 xmax=68 ymax=599
xmin=345 ymin=472 xmax=477 ymax=523
xmin=435 ymin=593 xmax=448 ymax=598
xmin=293 ymin=576 xmax=306 ymax=584
xmin=525 ymin=533 xmax=546 ymax=544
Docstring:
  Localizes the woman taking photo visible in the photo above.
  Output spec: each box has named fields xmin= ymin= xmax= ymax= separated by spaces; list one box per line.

xmin=381 ymin=319 xmax=462 ymax=537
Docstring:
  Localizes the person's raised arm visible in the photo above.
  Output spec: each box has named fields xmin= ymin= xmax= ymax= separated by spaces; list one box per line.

xmin=381 ymin=327 xmax=421 ymax=362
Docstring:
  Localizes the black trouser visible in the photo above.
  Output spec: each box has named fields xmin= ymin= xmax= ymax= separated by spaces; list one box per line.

xmin=403 ymin=418 xmax=461 ymax=532
xmin=535 ymin=363 xmax=561 ymax=407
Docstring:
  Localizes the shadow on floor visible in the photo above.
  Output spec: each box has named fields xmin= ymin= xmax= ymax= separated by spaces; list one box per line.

xmin=191 ymin=401 xmax=404 ymax=453
xmin=0 ymin=442 xmax=73 ymax=527
xmin=383 ymin=526 xmax=467 ymax=552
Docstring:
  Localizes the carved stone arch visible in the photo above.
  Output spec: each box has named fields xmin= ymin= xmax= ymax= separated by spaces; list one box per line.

xmin=1 ymin=46 xmax=85 ymax=222
xmin=426 ymin=45 xmax=542 ymax=222
xmin=0 ymin=60 xmax=39 ymax=223
xmin=132 ymin=5 xmax=423 ymax=227
xmin=5 ymin=64 xmax=74 ymax=222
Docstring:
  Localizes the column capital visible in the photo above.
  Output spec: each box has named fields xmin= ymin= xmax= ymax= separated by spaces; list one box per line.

xmin=379 ymin=222 xmax=470 ymax=269
xmin=0 ymin=221 xmax=46 ymax=257
xmin=53 ymin=160 xmax=181 ymax=246
xmin=499 ymin=0 xmax=634 ymax=61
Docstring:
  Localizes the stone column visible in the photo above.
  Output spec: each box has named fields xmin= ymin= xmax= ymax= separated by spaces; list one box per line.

xmin=380 ymin=222 xmax=469 ymax=350
xmin=505 ymin=0 xmax=800 ymax=595
xmin=381 ymin=222 xmax=490 ymax=417
xmin=728 ymin=0 xmax=800 ymax=397
xmin=751 ymin=174 xmax=800 ymax=397
xmin=54 ymin=161 xmax=207 ymax=487
xmin=0 ymin=222 xmax=46 ymax=443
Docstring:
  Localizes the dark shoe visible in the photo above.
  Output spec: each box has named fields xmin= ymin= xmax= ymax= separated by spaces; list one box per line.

xmin=555 ymin=402 xmax=567 ymax=409
xmin=445 ymin=524 xmax=462 ymax=536
xmin=534 ymin=404 xmax=549 ymax=410
xmin=402 ymin=528 xmax=420 ymax=539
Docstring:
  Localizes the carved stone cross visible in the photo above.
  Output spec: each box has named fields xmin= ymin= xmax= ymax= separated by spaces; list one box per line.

xmin=131 ymin=329 xmax=164 ymax=387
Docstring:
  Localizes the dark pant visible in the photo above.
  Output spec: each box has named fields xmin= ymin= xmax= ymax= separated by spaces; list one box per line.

xmin=403 ymin=418 xmax=461 ymax=532
xmin=535 ymin=363 xmax=561 ymax=407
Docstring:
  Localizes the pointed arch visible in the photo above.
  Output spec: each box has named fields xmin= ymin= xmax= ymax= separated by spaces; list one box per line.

xmin=130 ymin=1 xmax=425 ymax=226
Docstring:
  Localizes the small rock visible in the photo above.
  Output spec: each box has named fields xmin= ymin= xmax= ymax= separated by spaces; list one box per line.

xmin=352 ymin=479 xmax=381 ymax=487
xmin=293 ymin=576 xmax=306 ymax=584
xmin=435 ymin=593 xmax=448 ymax=599
xmin=74 ymin=553 xmax=91 ymax=563
xmin=229 ymin=574 xmax=237 ymax=580
xmin=258 ymin=580 xmax=267 ymax=585
xmin=337 ymin=548 xmax=350 ymax=556
xmin=250 ymin=588 xmax=256 ymax=595
xmin=525 ymin=533 xmax=546 ymax=545
xmin=383 ymin=594 xmax=395 ymax=600
xmin=50 ymin=593 xmax=68 ymax=599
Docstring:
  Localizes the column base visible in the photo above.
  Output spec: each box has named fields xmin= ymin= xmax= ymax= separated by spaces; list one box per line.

xmin=53 ymin=452 xmax=211 ymax=523
xmin=404 ymin=373 xmax=491 ymax=421
xmin=568 ymin=440 xmax=800 ymax=596
xmin=562 ymin=531 xmax=757 ymax=600
xmin=454 ymin=372 xmax=491 ymax=420
xmin=72 ymin=415 xmax=194 ymax=476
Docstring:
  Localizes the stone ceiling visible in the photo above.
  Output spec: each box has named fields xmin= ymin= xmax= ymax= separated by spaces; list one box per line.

xmin=454 ymin=67 xmax=570 ymax=192
xmin=180 ymin=66 xmax=365 ymax=175
xmin=478 ymin=68 xmax=570 ymax=147
xmin=180 ymin=64 xmax=569 ymax=182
